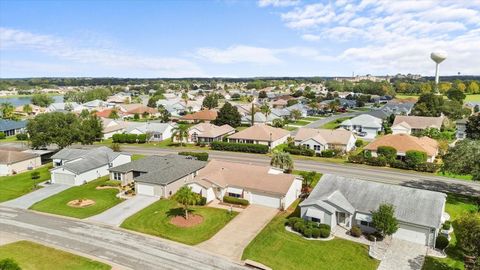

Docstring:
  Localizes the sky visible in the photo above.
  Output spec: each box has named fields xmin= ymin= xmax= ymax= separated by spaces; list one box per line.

xmin=0 ymin=0 xmax=479 ymax=78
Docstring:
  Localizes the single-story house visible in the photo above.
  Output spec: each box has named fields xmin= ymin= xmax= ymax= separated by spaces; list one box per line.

xmin=340 ymin=114 xmax=383 ymax=139
xmin=50 ymin=147 xmax=131 ymax=186
xmin=101 ymin=118 xmax=128 ymax=139
xmin=364 ymin=133 xmax=439 ymax=162
xmin=241 ymin=112 xmax=280 ymax=125
xmin=380 ymin=101 xmax=415 ymax=115
xmin=228 ymin=124 xmax=290 ymax=148
xmin=456 ymin=119 xmax=467 ymax=140
xmin=392 ymin=115 xmax=444 ymax=135
xmin=188 ymin=159 xmax=302 ymax=209
xmin=185 ymin=123 xmax=235 ymax=144
xmin=272 ymin=99 xmax=288 ymax=109
xmin=109 ymin=155 xmax=206 ymax=197
xmin=0 ymin=119 xmax=26 ymax=136
xmin=46 ymin=102 xmax=82 ymax=113
xmin=180 ymin=109 xmax=217 ymax=123
xmin=0 ymin=150 xmax=41 ymax=176
xmin=293 ymin=128 xmax=357 ymax=153
xmin=126 ymin=122 xmax=176 ymax=142
xmin=300 ymin=174 xmax=446 ymax=246
xmin=117 ymin=104 xmax=159 ymax=118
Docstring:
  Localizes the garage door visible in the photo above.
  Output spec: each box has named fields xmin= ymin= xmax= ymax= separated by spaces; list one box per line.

xmin=136 ymin=183 xmax=155 ymax=197
xmin=393 ymin=224 xmax=429 ymax=245
xmin=53 ymin=173 xmax=75 ymax=185
xmin=250 ymin=193 xmax=281 ymax=209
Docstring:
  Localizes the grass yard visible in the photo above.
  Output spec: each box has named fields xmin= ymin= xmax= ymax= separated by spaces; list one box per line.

xmin=0 ymin=135 xmax=25 ymax=142
xmin=302 ymin=117 xmax=323 ymax=121
xmin=465 ymin=94 xmax=480 ymax=102
xmin=422 ymin=194 xmax=479 ymax=270
xmin=121 ymin=199 xmax=238 ymax=245
xmin=292 ymin=170 xmax=322 ymax=188
xmin=242 ymin=201 xmax=379 ymax=270
xmin=131 ymin=154 xmax=145 ymax=161
xmin=0 ymin=164 xmax=52 ymax=203
xmin=436 ymin=171 xmax=473 ymax=181
xmin=290 ymin=120 xmax=310 ymax=126
xmin=30 ymin=177 xmax=123 ymax=219
xmin=0 ymin=241 xmax=110 ymax=270
xmin=321 ymin=117 xmax=352 ymax=129
xmin=284 ymin=126 xmax=299 ymax=131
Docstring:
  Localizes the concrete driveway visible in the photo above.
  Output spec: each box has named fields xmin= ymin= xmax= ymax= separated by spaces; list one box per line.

xmin=87 ymin=195 xmax=158 ymax=226
xmin=1 ymin=183 xmax=70 ymax=209
xmin=197 ymin=205 xmax=278 ymax=261
xmin=378 ymin=239 xmax=427 ymax=270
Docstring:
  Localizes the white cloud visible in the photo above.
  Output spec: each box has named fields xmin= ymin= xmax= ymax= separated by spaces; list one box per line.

xmin=281 ymin=3 xmax=335 ymax=29
xmin=301 ymin=34 xmax=320 ymax=41
xmin=257 ymin=0 xmax=300 ymax=8
xmin=0 ymin=27 xmax=205 ymax=77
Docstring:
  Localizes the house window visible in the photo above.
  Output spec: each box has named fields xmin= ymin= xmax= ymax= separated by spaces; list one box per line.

xmin=113 ymin=172 xmax=121 ymax=180
xmin=192 ymin=132 xmax=198 ymax=142
xmin=314 ymin=145 xmax=321 ymax=151
xmin=228 ymin=192 xmax=241 ymax=198
xmin=360 ymin=221 xmax=374 ymax=227
xmin=303 ymin=144 xmax=310 ymax=149
xmin=311 ymin=217 xmax=321 ymax=223
xmin=153 ymin=133 xmax=161 ymax=139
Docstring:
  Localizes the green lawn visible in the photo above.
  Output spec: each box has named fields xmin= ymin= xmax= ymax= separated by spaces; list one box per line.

xmin=131 ymin=154 xmax=145 ymax=161
xmin=302 ymin=117 xmax=322 ymax=121
xmin=465 ymin=94 xmax=480 ymax=102
xmin=0 ymin=241 xmax=110 ymax=270
xmin=284 ymin=126 xmax=299 ymax=131
xmin=436 ymin=171 xmax=473 ymax=181
xmin=121 ymin=199 xmax=238 ymax=245
xmin=242 ymin=201 xmax=379 ymax=270
xmin=0 ymin=164 xmax=52 ymax=203
xmin=292 ymin=170 xmax=322 ymax=188
xmin=30 ymin=177 xmax=123 ymax=219
xmin=290 ymin=120 xmax=310 ymax=126
xmin=321 ymin=117 xmax=352 ymax=129
xmin=0 ymin=135 xmax=26 ymax=142
xmin=422 ymin=194 xmax=479 ymax=270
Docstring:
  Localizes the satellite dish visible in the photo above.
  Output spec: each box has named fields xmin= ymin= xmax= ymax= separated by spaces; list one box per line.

xmin=431 ymin=51 xmax=447 ymax=64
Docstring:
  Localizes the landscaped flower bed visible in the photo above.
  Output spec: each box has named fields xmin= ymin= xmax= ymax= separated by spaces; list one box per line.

xmin=285 ymin=217 xmax=331 ymax=239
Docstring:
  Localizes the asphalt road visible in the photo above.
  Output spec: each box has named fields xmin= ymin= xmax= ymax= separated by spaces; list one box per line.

xmin=108 ymin=145 xmax=480 ymax=197
xmin=0 ymin=206 xmax=246 ymax=270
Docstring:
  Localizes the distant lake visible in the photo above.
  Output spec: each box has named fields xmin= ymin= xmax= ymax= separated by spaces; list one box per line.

xmin=0 ymin=95 xmax=64 ymax=107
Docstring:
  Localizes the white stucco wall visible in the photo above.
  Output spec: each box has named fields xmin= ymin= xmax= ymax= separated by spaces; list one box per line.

xmin=283 ymin=178 xmax=302 ymax=209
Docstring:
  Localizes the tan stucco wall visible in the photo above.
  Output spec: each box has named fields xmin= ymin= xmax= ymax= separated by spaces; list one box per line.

xmin=8 ymin=157 xmax=42 ymax=175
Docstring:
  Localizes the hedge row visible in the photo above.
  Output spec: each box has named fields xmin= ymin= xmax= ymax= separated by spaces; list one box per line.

xmin=178 ymin=152 xmax=209 ymax=161
xmin=210 ymin=141 xmax=269 ymax=154
xmin=285 ymin=146 xmax=315 ymax=157
xmin=348 ymin=151 xmax=438 ymax=173
xmin=223 ymin=195 xmax=249 ymax=206
xmin=286 ymin=217 xmax=331 ymax=239
xmin=112 ymin=133 xmax=147 ymax=143
xmin=0 ymin=132 xmax=5 ymax=139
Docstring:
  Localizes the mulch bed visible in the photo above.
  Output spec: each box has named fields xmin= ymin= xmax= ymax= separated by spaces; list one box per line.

xmin=95 ymin=186 xmax=120 ymax=190
xmin=67 ymin=199 xmax=96 ymax=208
xmin=170 ymin=214 xmax=204 ymax=227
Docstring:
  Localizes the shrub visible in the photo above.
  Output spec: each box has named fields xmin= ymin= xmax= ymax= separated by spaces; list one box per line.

xmin=377 ymin=146 xmax=397 ymax=161
xmin=110 ymin=143 xmax=121 ymax=152
xmin=126 ymin=134 xmax=138 ymax=143
xmin=0 ymin=258 xmax=21 ymax=270
xmin=364 ymin=150 xmax=372 ymax=158
xmin=178 ymin=152 xmax=209 ymax=161
xmin=350 ymin=225 xmax=362 ymax=237
xmin=0 ymin=132 xmax=5 ymax=139
xmin=414 ymin=163 xmax=439 ymax=173
xmin=285 ymin=146 xmax=315 ymax=157
xmin=303 ymin=228 xmax=313 ymax=238
xmin=442 ymin=221 xmax=451 ymax=230
xmin=293 ymin=221 xmax=305 ymax=233
xmin=112 ymin=133 xmax=127 ymax=143
xmin=30 ymin=171 xmax=40 ymax=180
xmin=311 ymin=228 xmax=321 ymax=238
xmin=16 ymin=133 xmax=28 ymax=140
xmin=287 ymin=217 xmax=303 ymax=227
xmin=211 ymin=141 xmax=269 ymax=154
xmin=355 ymin=139 xmax=364 ymax=147
xmin=196 ymin=196 xmax=207 ymax=206
xmin=389 ymin=160 xmax=410 ymax=169
xmin=366 ymin=234 xmax=377 ymax=241
xmin=365 ymin=157 xmax=387 ymax=166
xmin=319 ymin=228 xmax=330 ymax=238
xmin=223 ymin=195 xmax=249 ymax=206
xmin=319 ymin=149 xmax=335 ymax=158
xmin=435 ymin=235 xmax=449 ymax=250
xmin=137 ymin=134 xmax=147 ymax=143
xmin=405 ymin=150 xmax=427 ymax=168
xmin=348 ymin=154 xmax=365 ymax=164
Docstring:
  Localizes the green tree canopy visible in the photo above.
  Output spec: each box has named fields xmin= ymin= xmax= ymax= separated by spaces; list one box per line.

xmin=442 ymin=139 xmax=480 ymax=181
xmin=214 ymin=102 xmax=241 ymax=127
xmin=173 ymin=186 xmax=199 ymax=220
xmin=371 ymin=204 xmax=399 ymax=237
xmin=270 ymin=151 xmax=294 ymax=173
xmin=31 ymin=93 xmax=54 ymax=107
xmin=466 ymin=114 xmax=480 ymax=140
xmin=455 ymin=213 xmax=480 ymax=259
xmin=202 ymin=94 xmax=219 ymax=109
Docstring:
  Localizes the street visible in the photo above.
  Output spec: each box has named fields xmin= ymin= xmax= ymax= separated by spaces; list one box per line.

xmin=0 ymin=206 xmax=246 ymax=270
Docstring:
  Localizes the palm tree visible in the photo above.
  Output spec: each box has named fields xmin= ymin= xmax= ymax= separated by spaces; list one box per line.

xmin=0 ymin=102 xmax=15 ymax=119
xmin=108 ymin=109 xmax=120 ymax=119
xmin=23 ymin=104 xmax=33 ymax=115
xmin=270 ymin=151 xmax=294 ymax=173
xmin=290 ymin=109 xmax=302 ymax=121
xmin=181 ymin=91 xmax=189 ymax=106
xmin=173 ymin=186 xmax=199 ymax=220
xmin=172 ymin=124 xmax=189 ymax=146
xmin=260 ymin=103 xmax=271 ymax=119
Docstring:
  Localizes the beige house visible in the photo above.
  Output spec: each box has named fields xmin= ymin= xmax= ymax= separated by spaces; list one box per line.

xmin=0 ymin=150 xmax=41 ymax=176
xmin=364 ymin=134 xmax=439 ymax=162
xmin=392 ymin=115 xmax=444 ymax=135
xmin=228 ymin=124 xmax=290 ymax=148
xmin=293 ymin=128 xmax=357 ymax=153
xmin=185 ymin=123 xmax=235 ymax=144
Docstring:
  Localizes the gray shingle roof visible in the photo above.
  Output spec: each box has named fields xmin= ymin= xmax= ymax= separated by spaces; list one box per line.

xmin=53 ymin=147 xmax=125 ymax=174
xmin=110 ymin=155 xmax=206 ymax=186
xmin=0 ymin=119 xmax=26 ymax=132
xmin=301 ymin=174 xmax=446 ymax=228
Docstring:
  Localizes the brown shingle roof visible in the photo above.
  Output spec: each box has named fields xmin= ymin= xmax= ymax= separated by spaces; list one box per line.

xmin=228 ymin=124 xmax=289 ymax=142
xmin=190 ymin=123 xmax=234 ymax=138
xmin=393 ymin=116 xmax=444 ymax=129
xmin=0 ymin=150 xmax=39 ymax=164
xmin=364 ymin=134 xmax=438 ymax=156
xmin=181 ymin=109 xmax=218 ymax=121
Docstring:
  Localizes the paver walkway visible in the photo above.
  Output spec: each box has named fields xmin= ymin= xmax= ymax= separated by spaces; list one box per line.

xmin=86 ymin=195 xmax=158 ymax=226
xmin=197 ymin=205 xmax=278 ymax=261
xmin=1 ymin=183 xmax=70 ymax=209
xmin=378 ymin=239 xmax=427 ymax=270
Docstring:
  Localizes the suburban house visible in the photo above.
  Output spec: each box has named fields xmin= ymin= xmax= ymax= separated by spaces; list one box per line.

xmin=46 ymin=102 xmax=82 ymax=113
xmin=300 ymin=174 xmax=446 ymax=246
xmin=188 ymin=159 xmax=302 ymax=209
xmin=392 ymin=115 xmax=444 ymax=135
xmin=180 ymin=109 xmax=217 ymax=123
xmin=156 ymin=99 xmax=186 ymax=117
xmin=364 ymin=133 xmax=439 ymax=162
xmin=293 ymin=128 xmax=357 ymax=153
xmin=101 ymin=118 xmax=128 ymax=139
xmin=81 ymin=99 xmax=115 ymax=111
xmin=380 ymin=101 xmax=415 ymax=115
xmin=106 ymin=92 xmax=131 ymax=104
xmin=241 ymin=112 xmax=280 ymax=125
xmin=228 ymin=124 xmax=290 ymax=148
xmin=340 ymin=114 xmax=383 ymax=139
xmin=456 ymin=119 xmax=467 ymax=140
xmin=272 ymin=99 xmax=288 ymax=108
xmin=95 ymin=108 xmax=127 ymax=119
xmin=117 ymin=104 xmax=158 ymax=118
xmin=0 ymin=149 xmax=41 ymax=176
xmin=185 ymin=123 xmax=235 ymax=144
xmin=109 ymin=155 xmax=206 ymax=197
xmin=126 ymin=122 xmax=176 ymax=142
xmin=0 ymin=119 xmax=26 ymax=136
xmin=50 ymin=147 xmax=131 ymax=186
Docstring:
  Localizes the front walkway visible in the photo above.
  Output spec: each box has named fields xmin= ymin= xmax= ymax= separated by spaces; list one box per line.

xmin=86 ymin=195 xmax=158 ymax=226
xmin=197 ymin=204 xmax=278 ymax=261
xmin=1 ymin=183 xmax=70 ymax=209
xmin=377 ymin=239 xmax=427 ymax=270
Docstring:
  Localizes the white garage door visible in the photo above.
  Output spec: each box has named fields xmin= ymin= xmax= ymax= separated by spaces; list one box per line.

xmin=53 ymin=173 xmax=75 ymax=185
xmin=393 ymin=224 xmax=429 ymax=245
xmin=251 ymin=193 xmax=281 ymax=209
xmin=136 ymin=183 xmax=156 ymax=196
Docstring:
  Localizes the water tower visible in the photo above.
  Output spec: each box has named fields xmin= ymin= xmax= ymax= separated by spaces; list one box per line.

xmin=430 ymin=51 xmax=447 ymax=94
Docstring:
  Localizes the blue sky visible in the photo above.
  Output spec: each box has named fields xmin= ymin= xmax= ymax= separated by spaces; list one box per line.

xmin=1 ymin=0 xmax=479 ymax=78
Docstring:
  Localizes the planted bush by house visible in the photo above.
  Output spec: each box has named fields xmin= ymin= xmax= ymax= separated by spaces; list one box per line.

xmin=112 ymin=133 xmax=147 ymax=144
xmin=210 ymin=141 xmax=269 ymax=154
xmin=350 ymin=225 xmax=362 ymax=237
xmin=286 ymin=217 xmax=331 ymax=239
xmin=223 ymin=195 xmax=249 ymax=206
xmin=284 ymin=146 xmax=315 ymax=157
xmin=178 ymin=152 xmax=209 ymax=161
xmin=317 ymin=149 xmax=337 ymax=158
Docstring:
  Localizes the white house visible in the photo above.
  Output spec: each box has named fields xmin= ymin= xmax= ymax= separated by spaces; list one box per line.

xmin=188 ymin=160 xmax=302 ymax=210
xmin=101 ymin=118 xmax=128 ymax=139
xmin=228 ymin=124 xmax=290 ymax=149
xmin=126 ymin=122 xmax=176 ymax=142
xmin=293 ymin=128 xmax=357 ymax=153
xmin=340 ymin=114 xmax=383 ymax=139
xmin=391 ymin=115 xmax=444 ymax=135
xmin=300 ymin=174 xmax=447 ymax=247
xmin=0 ymin=150 xmax=41 ymax=176
xmin=50 ymin=147 xmax=131 ymax=186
